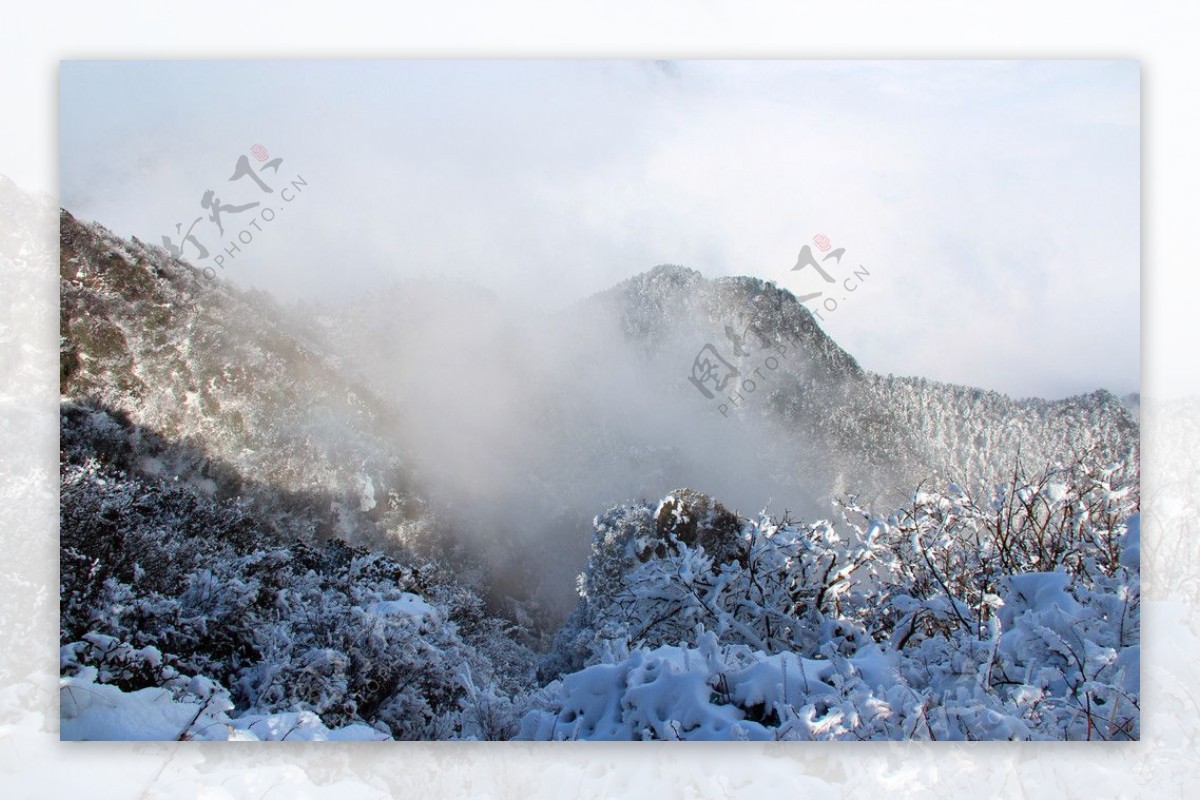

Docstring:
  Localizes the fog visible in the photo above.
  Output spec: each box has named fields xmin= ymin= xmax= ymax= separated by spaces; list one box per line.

xmin=319 ymin=275 xmax=825 ymax=613
xmin=60 ymin=60 xmax=1140 ymax=401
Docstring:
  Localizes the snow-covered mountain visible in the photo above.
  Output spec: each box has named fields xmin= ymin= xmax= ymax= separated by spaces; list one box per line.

xmin=60 ymin=209 xmax=446 ymax=556
xmin=591 ymin=263 xmax=1137 ymax=498
xmin=56 ymin=207 xmax=1140 ymax=741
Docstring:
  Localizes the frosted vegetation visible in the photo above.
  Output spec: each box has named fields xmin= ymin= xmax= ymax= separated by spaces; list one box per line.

xmin=57 ymin=213 xmax=1140 ymax=740
xmin=532 ymin=468 xmax=1138 ymax=740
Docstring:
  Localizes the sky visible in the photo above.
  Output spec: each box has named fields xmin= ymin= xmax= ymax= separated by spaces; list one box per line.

xmin=59 ymin=59 xmax=1140 ymax=400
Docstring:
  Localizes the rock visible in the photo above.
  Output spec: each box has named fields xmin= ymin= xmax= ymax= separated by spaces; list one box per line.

xmin=643 ymin=488 xmax=744 ymax=565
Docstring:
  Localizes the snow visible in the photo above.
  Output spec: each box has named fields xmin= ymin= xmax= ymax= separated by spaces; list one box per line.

xmin=365 ymin=593 xmax=434 ymax=619
xmin=61 ymin=668 xmax=389 ymax=741
xmin=234 ymin=712 xmax=389 ymax=742
xmin=60 ymin=667 xmax=226 ymax=742
xmin=519 ymin=643 xmax=773 ymax=741
xmin=358 ymin=472 xmax=377 ymax=512
xmin=1120 ymin=512 xmax=1140 ymax=569
xmin=998 ymin=572 xmax=1080 ymax=626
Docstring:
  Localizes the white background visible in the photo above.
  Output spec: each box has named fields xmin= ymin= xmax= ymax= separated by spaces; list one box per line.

xmin=2 ymin=1 xmax=1198 ymax=797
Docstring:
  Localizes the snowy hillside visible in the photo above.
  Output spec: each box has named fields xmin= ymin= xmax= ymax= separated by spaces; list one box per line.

xmin=60 ymin=210 xmax=451 ymax=557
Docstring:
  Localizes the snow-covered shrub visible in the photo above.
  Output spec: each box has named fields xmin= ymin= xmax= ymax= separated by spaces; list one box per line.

xmin=839 ymin=450 xmax=1139 ymax=648
xmin=524 ymin=565 xmax=1138 ymax=741
xmin=543 ymin=489 xmax=881 ymax=678
xmin=535 ymin=456 xmax=1138 ymax=740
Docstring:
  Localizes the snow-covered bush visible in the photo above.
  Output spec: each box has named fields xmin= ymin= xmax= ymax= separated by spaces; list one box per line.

xmin=543 ymin=489 xmax=881 ymax=677
xmin=534 ymin=458 xmax=1139 ymax=740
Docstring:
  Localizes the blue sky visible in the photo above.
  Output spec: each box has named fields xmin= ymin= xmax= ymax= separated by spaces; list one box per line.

xmin=59 ymin=60 xmax=1139 ymax=399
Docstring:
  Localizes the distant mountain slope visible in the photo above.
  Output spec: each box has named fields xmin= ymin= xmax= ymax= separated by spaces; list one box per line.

xmin=591 ymin=264 xmax=1138 ymax=503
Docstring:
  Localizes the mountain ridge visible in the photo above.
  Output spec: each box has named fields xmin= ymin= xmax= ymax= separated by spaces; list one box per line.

xmin=58 ymin=205 xmax=1137 ymax=622
xmin=46 ymin=194 xmax=1143 ymax=742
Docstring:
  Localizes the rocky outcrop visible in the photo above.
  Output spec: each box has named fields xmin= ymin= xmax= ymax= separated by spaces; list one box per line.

xmin=645 ymin=488 xmax=744 ymax=566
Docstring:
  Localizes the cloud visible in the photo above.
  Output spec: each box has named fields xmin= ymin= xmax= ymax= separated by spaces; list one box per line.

xmin=59 ymin=60 xmax=1139 ymax=399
